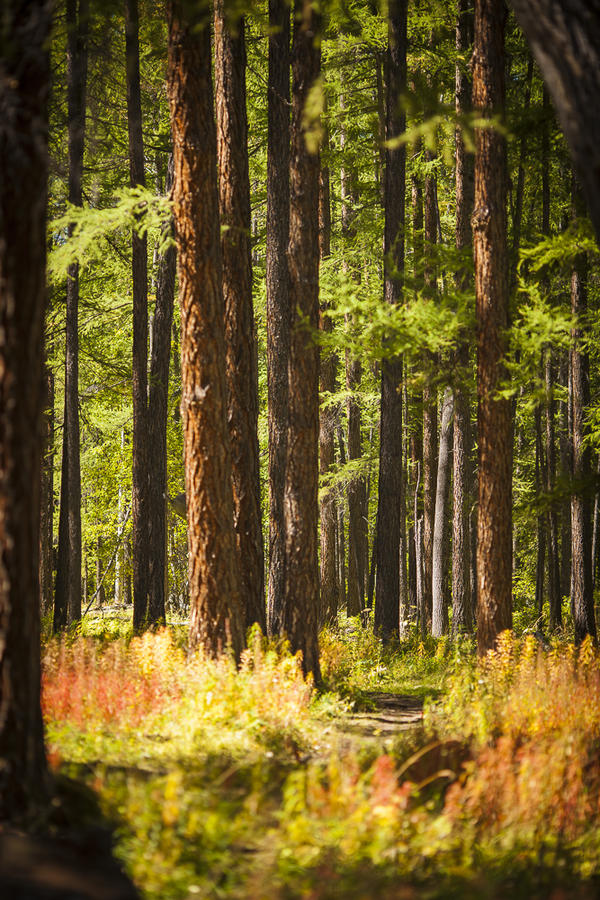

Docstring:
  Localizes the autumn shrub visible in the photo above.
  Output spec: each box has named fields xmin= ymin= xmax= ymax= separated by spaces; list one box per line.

xmin=434 ymin=632 xmax=600 ymax=848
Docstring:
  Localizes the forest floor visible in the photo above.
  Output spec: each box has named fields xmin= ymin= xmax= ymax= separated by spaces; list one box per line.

xmin=40 ymin=615 xmax=600 ymax=899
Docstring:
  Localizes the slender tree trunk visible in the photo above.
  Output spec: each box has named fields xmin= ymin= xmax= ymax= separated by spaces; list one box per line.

xmin=546 ymin=351 xmax=561 ymax=626
xmin=215 ymin=2 xmax=266 ymax=633
xmin=432 ymin=387 xmax=453 ymax=636
xmin=473 ymin=0 xmax=512 ymax=655
xmin=266 ymin=0 xmax=290 ymax=636
xmin=40 ymin=354 xmax=54 ymax=614
xmin=147 ymin=158 xmax=175 ymax=627
xmin=535 ymin=402 xmax=546 ymax=614
xmin=340 ymin=116 xmax=367 ymax=619
xmin=570 ymin=177 xmax=596 ymax=643
xmin=409 ymin=165 xmax=424 ymax=625
xmin=319 ymin=144 xmax=338 ymax=625
xmin=559 ymin=351 xmax=572 ymax=598
xmin=282 ymin=0 xmax=321 ymax=680
xmin=167 ymin=0 xmax=244 ymax=661
xmin=452 ymin=0 xmax=474 ymax=635
xmin=125 ymin=0 xmax=150 ymax=632
xmin=54 ymin=0 xmax=88 ymax=631
xmin=374 ymin=0 xmax=407 ymax=641
xmin=0 ymin=0 xmax=51 ymax=818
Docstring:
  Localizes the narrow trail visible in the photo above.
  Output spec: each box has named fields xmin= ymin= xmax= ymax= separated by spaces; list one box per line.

xmin=328 ymin=691 xmax=424 ymax=753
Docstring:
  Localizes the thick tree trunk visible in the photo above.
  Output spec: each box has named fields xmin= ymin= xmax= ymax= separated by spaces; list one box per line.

xmin=432 ymin=388 xmax=453 ymax=636
xmin=266 ymin=0 xmax=290 ymax=636
xmin=282 ymin=0 xmax=321 ymax=680
xmin=167 ymin=0 xmax=244 ymax=661
xmin=374 ymin=0 xmax=407 ymax=641
xmin=147 ymin=159 xmax=175 ymax=627
xmin=215 ymin=2 xmax=266 ymax=634
xmin=570 ymin=179 xmax=596 ymax=643
xmin=473 ymin=0 xmax=512 ymax=655
xmin=452 ymin=0 xmax=474 ymax=635
xmin=126 ymin=0 xmax=150 ymax=632
xmin=0 ymin=0 xmax=51 ymax=819
xmin=508 ymin=0 xmax=600 ymax=244
xmin=54 ymin=0 xmax=88 ymax=631
xmin=319 ymin=151 xmax=338 ymax=625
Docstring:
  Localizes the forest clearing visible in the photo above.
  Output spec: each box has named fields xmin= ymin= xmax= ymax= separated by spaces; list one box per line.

xmin=2 ymin=0 xmax=600 ymax=897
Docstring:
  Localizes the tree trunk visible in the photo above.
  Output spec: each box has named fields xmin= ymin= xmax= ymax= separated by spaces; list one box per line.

xmin=54 ymin=0 xmax=88 ymax=632
xmin=215 ymin=1 xmax=266 ymax=634
xmin=374 ymin=0 xmax=407 ymax=641
xmin=167 ymin=0 xmax=244 ymax=661
xmin=282 ymin=0 xmax=321 ymax=680
xmin=570 ymin=177 xmax=596 ymax=643
xmin=40 ymin=354 xmax=54 ymax=615
xmin=147 ymin=158 xmax=175 ymax=627
xmin=266 ymin=0 xmax=291 ymax=637
xmin=319 ymin=146 xmax=338 ymax=625
xmin=473 ymin=0 xmax=512 ymax=655
xmin=432 ymin=388 xmax=453 ymax=637
xmin=0 ymin=0 xmax=51 ymax=819
xmin=508 ymin=0 xmax=600 ymax=244
xmin=452 ymin=0 xmax=474 ymax=635
xmin=125 ymin=0 xmax=150 ymax=632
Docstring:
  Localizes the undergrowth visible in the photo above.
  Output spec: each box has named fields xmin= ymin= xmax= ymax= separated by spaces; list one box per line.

xmin=42 ymin=625 xmax=600 ymax=899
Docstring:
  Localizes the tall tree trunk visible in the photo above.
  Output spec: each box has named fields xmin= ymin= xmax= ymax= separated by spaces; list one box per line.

xmin=282 ymin=0 xmax=321 ymax=680
xmin=535 ymin=402 xmax=546 ymax=614
xmin=559 ymin=351 xmax=572 ymax=598
xmin=266 ymin=0 xmax=290 ymax=636
xmin=452 ymin=0 xmax=474 ymax=635
xmin=125 ymin=0 xmax=150 ymax=632
xmin=409 ymin=163 xmax=424 ymax=626
xmin=545 ymin=351 xmax=561 ymax=626
xmin=40 ymin=353 xmax=54 ymax=614
xmin=432 ymin=388 xmax=453 ymax=636
xmin=147 ymin=158 xmax=175 ymax=627
xmin=570 ymin=177 xmax=596 ymax=643
xmin=374 ymin=0 xmax=407 ymax=640
xmin=167 ymin=0 xmax=244 ymax=661
xmin=473 ymin=0 xmax=512 ymax=655
xmin=0 ymin=0 xmax=51 ymax=818
xmin=340 ymin=111 xmax=367 ymax=619
xmin=319 ymin=142 xmax=338 ymax=625
xmin=54 ymin=0 xmax=88 ymax=631
xmin=215 ymin=1 xmax=266 ymax=633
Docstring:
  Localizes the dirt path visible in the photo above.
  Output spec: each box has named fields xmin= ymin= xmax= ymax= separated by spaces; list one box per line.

xmin=326 ymin=691 xmax=424 ymax=754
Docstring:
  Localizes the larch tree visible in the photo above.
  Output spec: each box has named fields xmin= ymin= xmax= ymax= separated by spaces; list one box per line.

xmin=473 ymin=0 xmax=512 ymax=655
xmin=147 ymin=157 xmax=176 ymax=626
xmin=0 ymin=0 xmax=51 ymax=819
xmin=452 ymin=0 xmax=474 ymax=634
xmin=214 ymin=0 xmax=266 ymax=633
xmin=167 ymin=0 xmax=244 ymax=661
xmin=282 ymin=0 xmax=321 ymax=680
xmin=570 ymin=178 xmax=596 ymax=643
xmin=266 ymin=0 xmax=291 ymax=637
xmin=54 ymin=0 xmax=89 ymax=631
xmin=432 ymin=387 xmax=453 ymax=636
xmin=374 ymin=0 xmax=407 ymax=641
xmin=126 ymin=0 xmax=151 ymax=631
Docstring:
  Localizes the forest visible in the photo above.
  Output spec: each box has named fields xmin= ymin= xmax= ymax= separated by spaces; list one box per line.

xmin=2 ymin=0 xmax=600 ymax=897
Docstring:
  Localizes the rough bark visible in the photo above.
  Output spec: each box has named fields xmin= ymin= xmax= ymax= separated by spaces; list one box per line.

xmin=54 ymin=0 xmax=88 ymax=631
xmin=374 ymin=0 xmax=407 ymax=641
xmin=147 ymin=158 xmax=175 ymax=627
xmin=167 ymin=0 xmax=244 ymax=661
xmin=432 ymin=388 xmax=453 ymax=636
xmin=0 ymin=0 xmax=51 ymax=819
xmin=266 ymin=0 xmax=290 ymax=636
xmin=473 ymin=0 xmax=512 ymax=655
xmin=452 ymin=0 xmax=474 ymax=635
xmin=215 ymin=1 xmax=266 ymax=634
xmin=409 ymin=165 xmax=424 ymax=626
xmin=508 ymin=0 xmax=600 ymax=245
xmin=282 ymin=0 xmax=321 ymax=680
xmin=126 ymin=0 xmax=150 ymax=632
xmin=570 ymin=179 xmax=596 ymax=643
xmin=319 ymin=149 xmax=338 ymax=625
